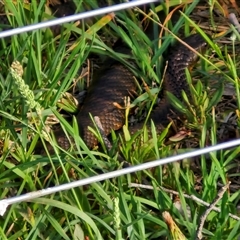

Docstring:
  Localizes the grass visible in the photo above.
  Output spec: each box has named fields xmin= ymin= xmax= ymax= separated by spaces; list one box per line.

xmin=0 ymin=0 xmax=240 ymax=239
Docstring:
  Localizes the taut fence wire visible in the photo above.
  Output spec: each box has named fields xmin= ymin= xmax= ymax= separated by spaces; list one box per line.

xmin=1 ymin=139 xmax=240 ymax=216
xmin=0 ymin=0 xmax=159 ymax=38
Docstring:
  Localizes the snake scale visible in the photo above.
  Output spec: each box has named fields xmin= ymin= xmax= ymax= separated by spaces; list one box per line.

xmin=0 ymin=1 xmax=208 ymax=150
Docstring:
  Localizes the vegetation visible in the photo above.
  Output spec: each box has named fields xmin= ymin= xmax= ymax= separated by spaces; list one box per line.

xmin=0 ymin=0 xmax=239 ymax=239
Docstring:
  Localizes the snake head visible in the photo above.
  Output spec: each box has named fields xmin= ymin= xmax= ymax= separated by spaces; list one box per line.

xmin=181 ymin=34 xmax=208 ymax=68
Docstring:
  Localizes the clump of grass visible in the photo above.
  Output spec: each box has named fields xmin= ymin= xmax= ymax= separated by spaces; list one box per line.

xmin=0 ymin=1 xmax=240 ymax=240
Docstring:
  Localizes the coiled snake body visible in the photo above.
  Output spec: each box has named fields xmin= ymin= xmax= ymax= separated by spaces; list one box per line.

xmin=56 ymin=34 xmax=208 ymax=149
xmin=0 ymin=2 xmax=208 ymax=150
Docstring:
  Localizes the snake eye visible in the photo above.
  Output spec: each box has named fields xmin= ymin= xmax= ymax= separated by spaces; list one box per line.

xmin=200 ymin=42 xmax=208 ymax=54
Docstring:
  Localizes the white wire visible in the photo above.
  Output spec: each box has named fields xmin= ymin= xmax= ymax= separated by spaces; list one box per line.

xmin=0 ymin=139 xmax=240 ymax=215
xmin=0 ymin=0 xmax=159 ymax=39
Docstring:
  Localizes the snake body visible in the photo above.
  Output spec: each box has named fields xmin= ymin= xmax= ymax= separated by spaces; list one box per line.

xmin=77 ymin=63 xmax=136 ymax=148
xmin=73 ymin=34 xmax=207 ymax=149
xmin=150 ymin=34 xmax=207 ymax=124
xmin=0 ymin=2 xmax=208 ymax=150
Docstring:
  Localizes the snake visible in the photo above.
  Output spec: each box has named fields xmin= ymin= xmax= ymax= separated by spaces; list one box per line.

xmin=54 ymin=34 xmax=208 ymax=150
xmin=0 ymin=1 xmax=208 ymax=150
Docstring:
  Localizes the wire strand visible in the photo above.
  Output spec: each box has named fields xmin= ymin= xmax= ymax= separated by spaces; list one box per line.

xmin=0 ymin=0 xmax=159 ymax=38
xmin=0 ymin=139 xmax=240 ymax=215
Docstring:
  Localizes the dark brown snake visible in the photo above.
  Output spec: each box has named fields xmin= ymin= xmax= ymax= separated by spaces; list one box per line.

xmin=0 ymin=2 xmax=208 ymax=150
xmin=56 ymin=34 xmax=207 ymax=149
